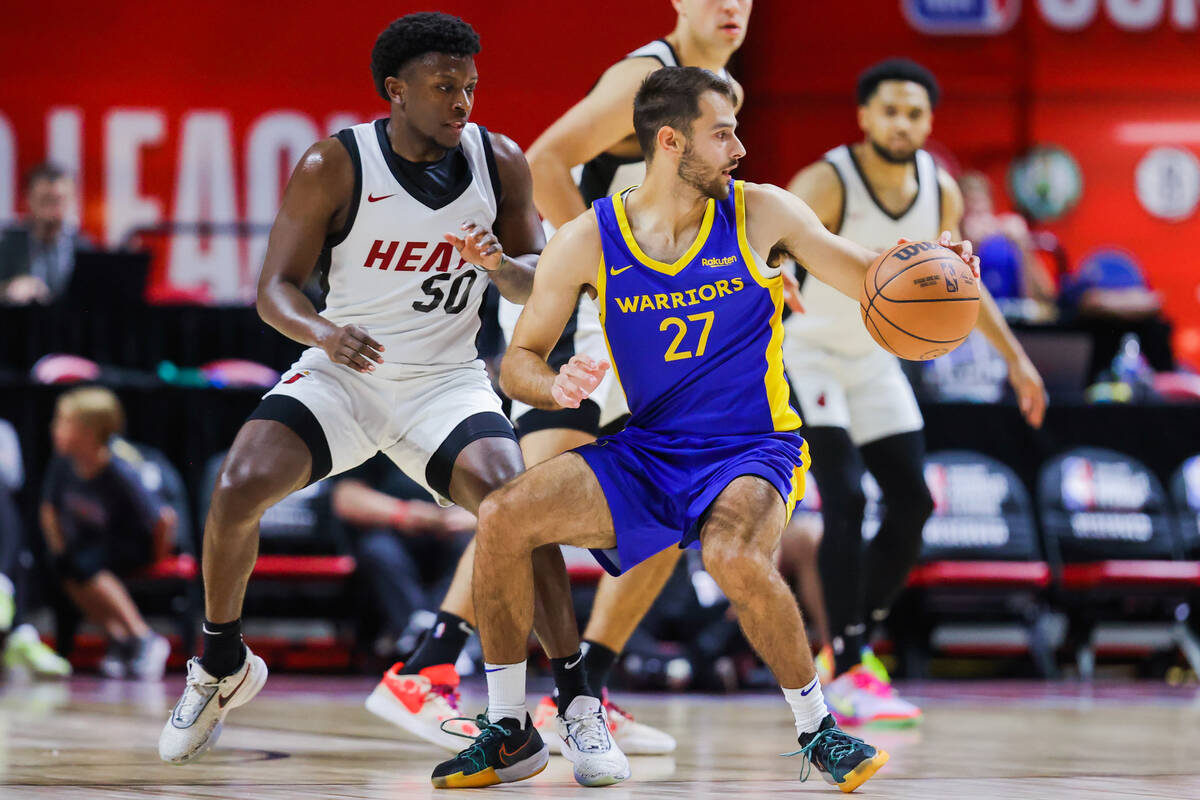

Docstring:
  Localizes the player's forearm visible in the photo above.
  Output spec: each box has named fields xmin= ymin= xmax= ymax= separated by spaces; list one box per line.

xmin=257 ymin=279 xmax=339 ymax=349
xmin=499 ymin=346 xmax=562 ymax=411
xmin=332 ymin=480 xmax=412 ymax=528
xmin=530 ymin=151 xmax=587 ymax=229
xmin=975 ymin=283 xmax=1033 ymax=367
xmin=488 ymin=254 xmax=538 ymax=304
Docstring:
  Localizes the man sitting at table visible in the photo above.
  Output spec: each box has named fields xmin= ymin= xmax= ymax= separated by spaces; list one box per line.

xmin=0 ymin=163 xmax=91 ymax=305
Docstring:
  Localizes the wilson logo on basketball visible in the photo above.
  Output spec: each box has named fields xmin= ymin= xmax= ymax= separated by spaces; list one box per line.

xmin=892 ymin=241 xmax=942 ymax=261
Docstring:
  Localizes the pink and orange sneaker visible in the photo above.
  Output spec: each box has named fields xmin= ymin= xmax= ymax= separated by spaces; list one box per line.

xmin=365 ymin=662 xmax=479 ymax=751
xmin=823 ymin=666 xmax=922 ymax=728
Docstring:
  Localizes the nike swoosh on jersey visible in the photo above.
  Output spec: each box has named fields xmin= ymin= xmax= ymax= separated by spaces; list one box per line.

xmin=609 ymin=264 xmax=633 ymax=275
xmin=367 ymin=193 xmax=396 ymax=203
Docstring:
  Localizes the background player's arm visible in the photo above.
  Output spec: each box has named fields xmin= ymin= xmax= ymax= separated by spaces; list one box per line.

xmin=526 ymin=58 xmax=661 ymax=228
xmin=500 ymin=216 xmax=607 ymax=410
xmin=257 ymin=139 xmax=384 ymax=373
xmin=445 ymin=133 xmax=544 ymax=305
xmin=941 ymin=173 xmax=1047 ymax=427
xmin=785 ymin=160 xmax=844 ymax=233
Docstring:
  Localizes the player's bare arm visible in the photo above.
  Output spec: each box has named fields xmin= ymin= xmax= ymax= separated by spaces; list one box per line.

xmin=940 ymin=171 xmax=1047 ymax=427
xmin=500 ymin=213 xmax=608 ymax=411
xmin=256 ymin=138 xmax=384 ymax=374
xmin=748 ymin=182 xmax=979 ymax=304
xmin=526 ymin=58 xmax=661 ymax=227
xmin=444 ymin=132 xmax=544 ymax=304
xmin=785 ymin=159 xmax=844 ymax=233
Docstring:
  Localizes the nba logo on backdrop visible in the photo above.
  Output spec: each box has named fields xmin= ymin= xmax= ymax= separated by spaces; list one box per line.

xmin=902 ymin=0 xmax=1020 ymax=35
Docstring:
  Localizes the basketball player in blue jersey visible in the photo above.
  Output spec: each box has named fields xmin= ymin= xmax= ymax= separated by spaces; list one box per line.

xmin=783 ymin=59 xmax=1047 ymax=727
xmin=431 ymin=67 xmax=978 ymax=792
xmin=159 ymin=15 xmax=621 ymax=781
xmin=516 ymin=0 xmax=751 ymax=754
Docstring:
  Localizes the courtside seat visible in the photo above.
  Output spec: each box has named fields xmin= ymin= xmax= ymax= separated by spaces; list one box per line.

xmin=888 ymin=451 xmax=1054 ymax=678
xmin=1039 ymin=447 xmax=1199 ymax=678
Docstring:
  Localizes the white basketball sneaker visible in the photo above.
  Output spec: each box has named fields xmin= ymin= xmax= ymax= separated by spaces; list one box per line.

xmin=158 ymin=646 xmax=268 ymax=764
xmin=557 ymin=695 xmax=631 ymax=787
xmin=532 ymin=690 xmax=676 ymax=756
xmin=364 ymin=662 xmax=479 ymax=752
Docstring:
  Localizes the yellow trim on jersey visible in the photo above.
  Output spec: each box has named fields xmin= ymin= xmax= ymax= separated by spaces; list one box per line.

xmin=595 ymin=251 xmax=626 ymax=397
xmin=783 ymin=440 xmax=812 ymax=524
xmin=613 ymin=187 xmax=716 ymax=276
xmin=733 ymin=180 xmax=802 ymax=432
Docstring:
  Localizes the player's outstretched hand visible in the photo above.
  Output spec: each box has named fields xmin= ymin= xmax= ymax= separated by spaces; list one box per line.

xmin=321 ymin=323 xmax=384 ymax=373
xmin=935 ymin=231 xmax=981 ymax=278
xmin=445 ymin=221 xmax=503 ymax=272
xmin=1008 ymin=356 xmax=1048 ymax=429
xmin=552 ymin=354 xmax=609 ymax=409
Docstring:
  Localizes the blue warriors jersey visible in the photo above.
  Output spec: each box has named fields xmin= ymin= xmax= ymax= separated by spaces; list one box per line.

xmin=593 ymin=180 xmax=802 ymax=438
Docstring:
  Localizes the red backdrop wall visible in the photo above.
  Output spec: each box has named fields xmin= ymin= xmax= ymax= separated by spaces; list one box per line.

xmin=1 ymin=0 xmax=1197 ymax=339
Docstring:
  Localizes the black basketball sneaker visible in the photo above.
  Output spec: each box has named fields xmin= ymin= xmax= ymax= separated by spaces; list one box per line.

xmin=431 ymin=713 xmax=549 ymax=788
xmin=785 ymin=714 xmax=889 ymax=793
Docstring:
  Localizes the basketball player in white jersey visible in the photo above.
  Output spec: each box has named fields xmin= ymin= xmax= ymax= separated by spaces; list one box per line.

xmin=783 ymin=59 xmax=1047 ymax=725
xmin=511 ymin=0 xmax=751 ymax=753
xmin=159 ymin=16 xmax=623 ymax=781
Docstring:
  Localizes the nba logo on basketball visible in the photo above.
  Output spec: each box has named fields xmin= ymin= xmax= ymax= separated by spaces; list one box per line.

xmin=902 ymin=0 xmax=1019 ymax=35
xmin=941 ymin=263 xmax=959 ymax=293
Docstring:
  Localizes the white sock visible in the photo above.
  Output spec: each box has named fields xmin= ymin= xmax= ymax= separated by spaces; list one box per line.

xmin=783 ymin=676 xmax=828 ymax=737
xmin=485 ymin=661 xmax=527 ymax=725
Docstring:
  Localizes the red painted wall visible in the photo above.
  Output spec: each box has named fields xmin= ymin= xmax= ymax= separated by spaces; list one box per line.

xmin=2 ymin=1 xmax=1197 ymax=338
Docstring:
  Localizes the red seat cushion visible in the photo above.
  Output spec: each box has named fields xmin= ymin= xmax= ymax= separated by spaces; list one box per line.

xmin=1060 ymin=560 xmax=1200 ymax=591
xmin=906 ymin=561 xmax=1051 ymax=589
xmin=250 ymin=555 xmax=356 ymax=580
xmin=133 ymin=554 xmax=198 ymax=580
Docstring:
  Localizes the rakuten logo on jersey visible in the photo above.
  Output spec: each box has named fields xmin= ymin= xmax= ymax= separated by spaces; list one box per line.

xmin=363 ymin=240 xmax=469 ymax=272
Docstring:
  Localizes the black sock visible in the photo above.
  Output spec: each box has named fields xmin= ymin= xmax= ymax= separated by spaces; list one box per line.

xmin=199 ymin=618 xmax=245 ymax=678
xmin=401 ymin=611 xmax=474 ymax=674
xmin=833 ymin=624 xmax=865 ymax=677
xmin=552 ymin=650 xmax=594 ymax=714
xmin=581 ymin=640 xmax=617 ymax=692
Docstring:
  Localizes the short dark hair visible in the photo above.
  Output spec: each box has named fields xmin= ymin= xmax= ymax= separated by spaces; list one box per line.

xmin=633 ymin=67 xmax=738 ymax=161
xmin=370 ymin=12 xmax=481 ymax=102
xmin=25 ymin=162 xmax=68 ymax=191
xmin=856 ymin=58 xmax=940 ymax=108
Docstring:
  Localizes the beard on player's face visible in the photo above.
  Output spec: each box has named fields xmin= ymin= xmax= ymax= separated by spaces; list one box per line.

xmin=677 ymin=141 xmax=735 ymax=200
xmin=869 ymin=136 xmax=917 ymax=165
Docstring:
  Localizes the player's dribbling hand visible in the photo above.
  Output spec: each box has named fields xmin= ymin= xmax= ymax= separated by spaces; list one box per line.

xmin=445 ymin=221 xmax=503 ymax=272
xmin=321 ymin=323 xmax=384 ymax=373
xmin=1008 ymin=355 xmax=1048 ymax=429
xmin=935 ymin=231 xmax=981 ymax=278
xmin=552 ymin=354 xmax=609 ymax=409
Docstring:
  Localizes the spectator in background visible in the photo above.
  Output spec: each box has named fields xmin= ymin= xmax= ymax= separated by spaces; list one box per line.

xmin=1060 ymin=248 xmax=1176 ymax=382
xmin=0 ymin=418 xmax=72 ymax=678
xmin=331 ymin=455 xmax=476 ymax=662
xmin=959 ymin=171 xmax=1057 ymax=311
xmin=40 ymin=387 xmax=174 ymax=680
xmin=0 ymin=163 xmax=91 ymax=305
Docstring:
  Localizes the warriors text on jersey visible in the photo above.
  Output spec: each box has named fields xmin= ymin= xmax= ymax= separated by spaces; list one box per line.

xmin=788 ymin=145 xmax=941 ymax=358
xmin=323 ymin=120 xmax=500 ymax=366
xmin=592 ymin=181 xmax=800 ymax=437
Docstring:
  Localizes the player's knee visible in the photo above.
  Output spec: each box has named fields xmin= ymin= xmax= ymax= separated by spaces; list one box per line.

xmin=476 ymin=487 xmax=531 ymax=551
xmin=210 ymin=458 xmax=287 ymax=526
xmin=703 ymin=535 xmax=774 ymax=597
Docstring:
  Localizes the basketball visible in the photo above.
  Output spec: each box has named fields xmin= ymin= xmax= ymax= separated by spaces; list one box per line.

xmin=858 ymin=241 xmax=980 ymax=361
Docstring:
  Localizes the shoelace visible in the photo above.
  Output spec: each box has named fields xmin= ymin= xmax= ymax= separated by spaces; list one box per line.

xmin=566 ymin=709 xmax=611 ymax=752
xmin=781 ymin=727 xmax=869 ymax=783
xmin=439 ymin=714 xmax=513 ymax=773
xmin=175 ymin=662 xmax=221 ymax=721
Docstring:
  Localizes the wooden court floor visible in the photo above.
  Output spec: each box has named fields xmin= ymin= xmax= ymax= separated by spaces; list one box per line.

xmin=2 ymin=675 xmax=1198 ymax=798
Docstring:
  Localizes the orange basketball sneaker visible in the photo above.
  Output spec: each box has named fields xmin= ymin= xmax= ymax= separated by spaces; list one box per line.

xmin=531 ymin=690 xmax=676 ymax=755
xmin=365 ymin=662 xmax=479 ymax=751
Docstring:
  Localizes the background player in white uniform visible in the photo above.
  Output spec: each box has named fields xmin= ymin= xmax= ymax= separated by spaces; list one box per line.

xmin=159 ymin=13 xmax=598 ymax=768
xmin=783 ymin=59 xmax=1047 ymax=724
xmin=511 ymin=0 xmax=750 ymax=753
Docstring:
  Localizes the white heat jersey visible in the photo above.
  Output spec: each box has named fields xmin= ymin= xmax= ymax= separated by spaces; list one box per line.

xmin=322 ymin=119 xmax=499 ymax=367
xmin=787 ymin=144 xmax=942 ymax=358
